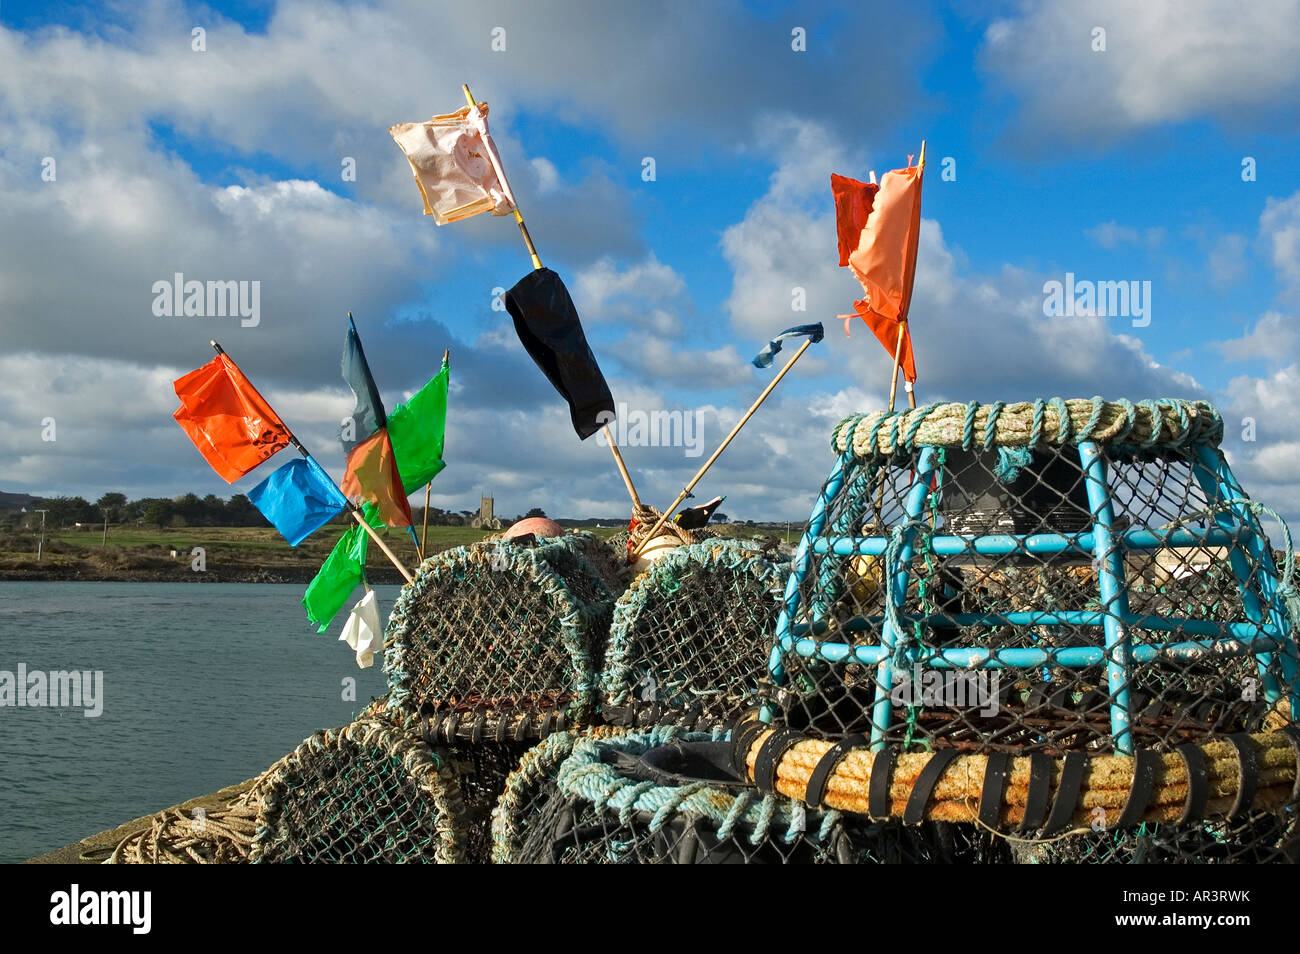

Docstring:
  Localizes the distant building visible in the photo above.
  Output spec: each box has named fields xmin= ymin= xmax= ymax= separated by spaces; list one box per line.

xmin=470 ymin=494 xmax=503 ymax=530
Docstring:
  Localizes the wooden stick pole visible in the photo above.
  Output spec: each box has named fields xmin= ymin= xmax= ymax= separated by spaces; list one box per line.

xmin=605 ymin=426 xmax=641 ymax=507
xmin=887 ymin=321 xmax=906 ymax=412
xmin=633 ymin=337 xmax=815 ymax=553
xmin=463 ymin=84 xmax=541 ymax=269
xmin=463 ymin=82 xmax=641 ymax=509
xmin=209 ymin=339 xmax=414 ymax=583
xmin=418 ymin=348 xmax=450 ymax=561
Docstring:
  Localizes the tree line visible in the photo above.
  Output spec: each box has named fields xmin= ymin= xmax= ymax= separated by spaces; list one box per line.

xmin=4 ymin=494 xmax=555 ymax=531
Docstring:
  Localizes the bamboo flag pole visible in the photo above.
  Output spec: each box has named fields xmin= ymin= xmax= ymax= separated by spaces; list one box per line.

xmin=209 ymin=340 xmax=414 ymax=584
xmin=633 ymin=336 xmax=817 ymax=554
xmin=419 ymin=349 xmax=450 ymax=559
xmin=885 ymin=140 xmax=925 ymax=413
xmin=461 ymin=82 xmax=642 ymax=510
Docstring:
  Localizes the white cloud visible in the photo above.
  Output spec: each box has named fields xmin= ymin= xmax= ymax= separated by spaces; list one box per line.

xmin=980 ymin=1 xmax=1300 ymax=149
xmin=1260 ymin=191 xmax=1300 ymax=300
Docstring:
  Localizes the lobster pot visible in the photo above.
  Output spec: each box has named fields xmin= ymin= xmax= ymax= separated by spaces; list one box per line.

xmin=490 ymin=727 xmax=628 ymax=863
xmin=495 ymin=728 xmax=881 ymax=864
xmin=602 ymin=540 xmax=789 ymax=730
xmin=385 ymin=535 xmax=616 ymax=742
xmin=770 ymin=398 xmax=1300 ymax=763
xmin=250 ymin=719 xmax=468 ymax=864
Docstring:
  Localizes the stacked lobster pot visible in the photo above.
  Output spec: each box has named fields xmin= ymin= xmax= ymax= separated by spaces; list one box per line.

xmin=247 ymin=532 xmax=618 ymax=863
xmin=743 ymin=397 xmax=1300 ymax=863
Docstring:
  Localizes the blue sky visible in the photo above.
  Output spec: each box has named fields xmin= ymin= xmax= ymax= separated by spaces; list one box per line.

xmin=3 ymin=0 xmax=1300 ymax=522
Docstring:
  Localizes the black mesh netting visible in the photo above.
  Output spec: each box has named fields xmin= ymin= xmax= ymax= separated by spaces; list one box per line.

xmin=491 ymin=728 xmax=1017 ymax=863
xmin=602 ymin=540 xmax=789 ymax=731
xmin=385 ymin=534 xmax=616 ymax=741
xmin=250 ymin=719 xmax=468 ymax=863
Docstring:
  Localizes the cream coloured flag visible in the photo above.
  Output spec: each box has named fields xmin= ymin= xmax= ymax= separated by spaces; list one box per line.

xmin=389 ymin=102 xmax=517 ymax=225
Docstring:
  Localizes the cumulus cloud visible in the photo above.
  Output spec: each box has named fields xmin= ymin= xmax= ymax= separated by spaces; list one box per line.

xmin=979 ymin=0 xmax=1300 ymax=150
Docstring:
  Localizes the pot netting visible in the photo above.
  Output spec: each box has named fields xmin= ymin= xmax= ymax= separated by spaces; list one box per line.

xmin=562 ymin=530 xmax=632 ymax=596
xmin=494 ymin=728 xmax=1005 ymax=863
xmin=385 ymin=535 xmax=616 ymax=741
xmin=602 ymin=540 xmax=789 ymax=731
xmin=250 ymin=719 xmax=467 ymax=863
xmin=772 ymin=399 xmax=1300 ymax=757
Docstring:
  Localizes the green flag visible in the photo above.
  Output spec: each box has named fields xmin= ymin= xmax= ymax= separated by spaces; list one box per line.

xmin=389 ymin=355 xmax=448 ymax=493
xmin=301 ymin=356 xmax=449 ymax=633
xmin=302 ymin=507 xmax=383 ymax=633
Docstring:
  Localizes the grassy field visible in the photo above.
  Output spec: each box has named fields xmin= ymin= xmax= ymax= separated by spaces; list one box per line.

xmin=0 ymin=521 xmax=792 ymax=580
xmin=0 ymin=522 xmax=629 ymax=579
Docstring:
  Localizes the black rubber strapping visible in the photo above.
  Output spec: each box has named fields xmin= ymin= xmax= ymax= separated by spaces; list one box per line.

xmin=979 ymin=751 xmax=1011 ymax=830
xmin=1116 ymin=749 xmax=1159 ymax=828
xmin=753 ymin=727 xmax=802 ymax=793
xmin=1175 ymin=743 xmax=1208 ymax=825
xmin=805 ymin=734 xmax=867 ymax=809
xmin=1280 ymin=726 xmax=1300 ymax=803
xmin=1018 ymin=753 xmax=1052 ymax=832
xmin=1043 ymin=751 xmax=1087 ymax=835
xmin=1226 ymin=733 xmax=1258 ymax=819
xmin=868 ymin=747 xmax=896 ymax=821
xmin=904 ymin=749 xmax=958 ymax=826
xmin=729 ymin=719 xmax=770 ymax=779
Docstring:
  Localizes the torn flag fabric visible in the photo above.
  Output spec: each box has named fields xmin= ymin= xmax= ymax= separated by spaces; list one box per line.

xmin=339 ymin=317 xmax=413 ymax=528
xmin=752 ymin=323 xmax=824 ymax=369
xmin=831 ymin=173 xmax=878 ymax=268
xmin=389 ymin=102 xmax=517 ymax=225
xmin=387 ymin=353 xmax=449 ymax=494
xmin=504 ymin=267 xmax=616 ymax=440
xmin=247 ymin=455 xmax=348 ymax=547
xmin=839 ymin=161 xmax=923 ymax=382
xmin=173 ymin=354 xmax=291 ymax=483
xmin=339 ymin=588 xmax=383 ymax=669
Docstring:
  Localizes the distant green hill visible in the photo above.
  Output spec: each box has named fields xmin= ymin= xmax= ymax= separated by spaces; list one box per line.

xmin=0 ymin=492 xmax=40 ymax=511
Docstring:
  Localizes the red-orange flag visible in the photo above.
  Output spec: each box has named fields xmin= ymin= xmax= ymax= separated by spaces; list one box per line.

xmin=173 ymin=354 xmax=291 ymax=482
xmin=838 ymin=161 xmax=923 ymax=382
xmin=831 ymin=173 xmax=878 ymax=267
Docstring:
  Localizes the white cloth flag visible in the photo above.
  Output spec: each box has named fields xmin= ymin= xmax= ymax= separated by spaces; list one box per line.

xmin=389 ymin=102 xmax=517 ymax=225
xmin=339 ymin=588 xmax=383 ymax=669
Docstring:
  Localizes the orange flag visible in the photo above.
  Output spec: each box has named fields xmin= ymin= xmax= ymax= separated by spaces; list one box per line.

xmin=838 ymin=160 xmax=923 ymax=382
xmin=831 ymin=173 xmax=877 ymax=267
xmin=173 ymin=354 xmax=291 ymax=482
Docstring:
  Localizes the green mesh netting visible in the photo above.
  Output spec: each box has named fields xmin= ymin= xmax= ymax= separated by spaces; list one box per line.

xmin=250 ymin=719 xmax=467 ymax=864
xmin=385 ymin=534 xmax=616 ymax=741
xmin=602 ymin=540 xmax=788 ymax=730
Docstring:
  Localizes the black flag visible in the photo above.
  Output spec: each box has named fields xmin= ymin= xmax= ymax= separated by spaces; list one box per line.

xmin=505 ymin=267 xmax=616 ymax=440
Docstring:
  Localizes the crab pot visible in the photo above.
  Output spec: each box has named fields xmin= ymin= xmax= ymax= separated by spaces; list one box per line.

xmin=250 ymin=719 xmax=468 ymax=864
xmin=768 ymin=399 xmax=1300 ymax=772
xmin=600 ymin=540 xmax=789 ymax=731
xmin=384 ymin=535 xmax=616 ymax=742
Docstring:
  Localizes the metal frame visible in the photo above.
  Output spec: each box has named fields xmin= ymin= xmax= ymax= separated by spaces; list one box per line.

xmin=768 ymin=440 xmax=1300 ymax=755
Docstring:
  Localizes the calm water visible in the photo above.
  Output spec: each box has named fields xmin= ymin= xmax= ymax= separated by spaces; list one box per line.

xmin=0 ymin=582 xmax=396 ymax=863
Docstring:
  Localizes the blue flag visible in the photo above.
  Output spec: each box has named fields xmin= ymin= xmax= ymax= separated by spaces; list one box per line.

xmin=752 ymin=323 xmax=824 ymax=368
xmin=249 ymin=455 xmax=349 ymax=546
